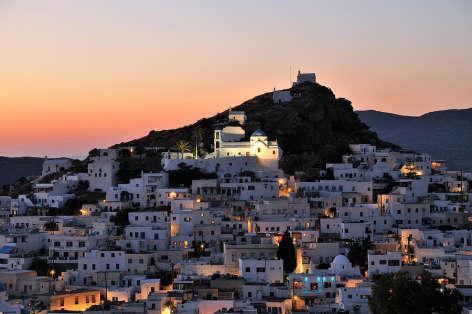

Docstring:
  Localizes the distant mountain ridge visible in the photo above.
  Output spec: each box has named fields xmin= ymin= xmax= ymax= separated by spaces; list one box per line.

xmin=357 ymin=108 xmax=472 ymax=170
xmin=0 ymin=156 xmax=44 ymax=186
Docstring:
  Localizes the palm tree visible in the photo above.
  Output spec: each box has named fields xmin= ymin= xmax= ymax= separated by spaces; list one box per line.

xmin=176 ymin=140 xmax=191 ymax=159
xmin=192 ymin=127 xmax=203 ymax=159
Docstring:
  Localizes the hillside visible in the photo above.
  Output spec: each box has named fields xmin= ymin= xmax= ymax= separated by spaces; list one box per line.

xmin=114 ymin=83 xmax=398 ymax=177
xmin=357 ymin=109 xmax=472 ymax=170
xmin=0 ymin=156 xmax=43 ymax=186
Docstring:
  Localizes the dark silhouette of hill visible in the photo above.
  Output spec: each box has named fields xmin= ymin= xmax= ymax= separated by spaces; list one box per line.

xmin=114 ymin=83 xmax=398 ymax=176
xmin=357 ymin=109 xmax=472 ymax=170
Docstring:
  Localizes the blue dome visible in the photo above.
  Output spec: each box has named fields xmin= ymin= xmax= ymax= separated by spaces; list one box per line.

xmin=251 ymin=129 xmax=267 ymax=137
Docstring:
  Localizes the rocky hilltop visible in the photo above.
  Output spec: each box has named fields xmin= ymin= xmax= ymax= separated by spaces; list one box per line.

xmin=114 ymin=83 xmax=398 ymax=176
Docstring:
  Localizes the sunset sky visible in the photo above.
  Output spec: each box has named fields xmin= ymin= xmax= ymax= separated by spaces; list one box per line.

xmin=1 ymin=1 xmax=471 ymax=158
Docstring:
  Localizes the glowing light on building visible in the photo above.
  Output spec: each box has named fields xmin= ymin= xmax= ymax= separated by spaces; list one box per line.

xmin=162 ymin=306 xmax=171 ymax=314
xmin=295 ymin=248 xmax=303 ymax=273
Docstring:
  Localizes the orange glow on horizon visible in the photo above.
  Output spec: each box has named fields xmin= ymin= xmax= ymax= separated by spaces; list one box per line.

xmin=0 ymin=2 xmax=470 ymax=157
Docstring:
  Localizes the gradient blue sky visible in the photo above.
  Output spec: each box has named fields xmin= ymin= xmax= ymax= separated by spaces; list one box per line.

xmin=0 ymin=0 xmax=471 ymax=157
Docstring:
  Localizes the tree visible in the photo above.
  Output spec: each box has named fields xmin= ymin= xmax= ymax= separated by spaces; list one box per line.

xmin=116 ymin=156 xmax=162 ymax=183
xmin=28 ymin=257 xmax=49 ymax=276
xmin=76 ymin=180 xmax=89 ymax=193
xmin=88 ymin=148 xmax=100 ymax=157
xmin=134 ymin=144 xmax=146 ymax=156
xmin=159 ymin=271 xmax=174 ymax=287
xmin=168 ymin=163 xmax=217 ymax=187
xmin=175 ymin=140 xmax=191 ymax=158
xmin=26 ymin=297 xmax=43 ymax=314
xmin=369 ymin=272 xmax=461 ymax=314
xmin=347 ymin=239 xmax=372 ymax=275
xmin=277 ymin=230 xmax=297 ymax=274
xmin=192 ymin=127 xmax=203 ymax=159
xmin=119 ymin=148 xmax=131 ymax=158
xmin=315 ymin=262 xmax=330 ymax=269
xmin=112 ymin=208 xmax=132 ymax=227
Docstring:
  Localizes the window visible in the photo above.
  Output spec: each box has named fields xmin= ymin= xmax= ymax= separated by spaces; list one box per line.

xmin=388 ymin=260 xmax=400 ymax=266
xmin=245 ymin=267 xmax=251 ymax=272
xmin=74 ymin=296 xmax=79 ymax=304
xmin=256 ymin=267 xmax=266 ymax=272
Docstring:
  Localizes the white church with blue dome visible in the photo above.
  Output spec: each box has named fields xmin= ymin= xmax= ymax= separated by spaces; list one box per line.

xmin=208 ymin=110 xmax=282 ymax=170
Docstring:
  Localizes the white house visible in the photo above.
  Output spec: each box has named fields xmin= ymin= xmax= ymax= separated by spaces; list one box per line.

xmin=330 ymin=255 xmax=361 ymax=277
xmin=239 ymin=258 xmax=283 ymax=283
xmin=87 ymin=149 xmax=119 ymax=192
xmin=272 ymin=89 xmax=293 ymax=104
xmin=338 ymin=282 xmax=372 ymax=313
xmin=294 ymin=71 xmax=316 ymax=85
xmin=136 ymin=278 xmax=160 ymax=300
xmin=77 ymin=250 xmax=126 ymax=286
xmin=41 ymin=158 xmax=72 ymax=177
xmin=367 ymin=250 xmax=402 ymax=278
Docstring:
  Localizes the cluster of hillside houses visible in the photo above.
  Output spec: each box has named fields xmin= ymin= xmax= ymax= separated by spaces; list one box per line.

xmin=0 ymin=105 xmax=471 ymax=314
